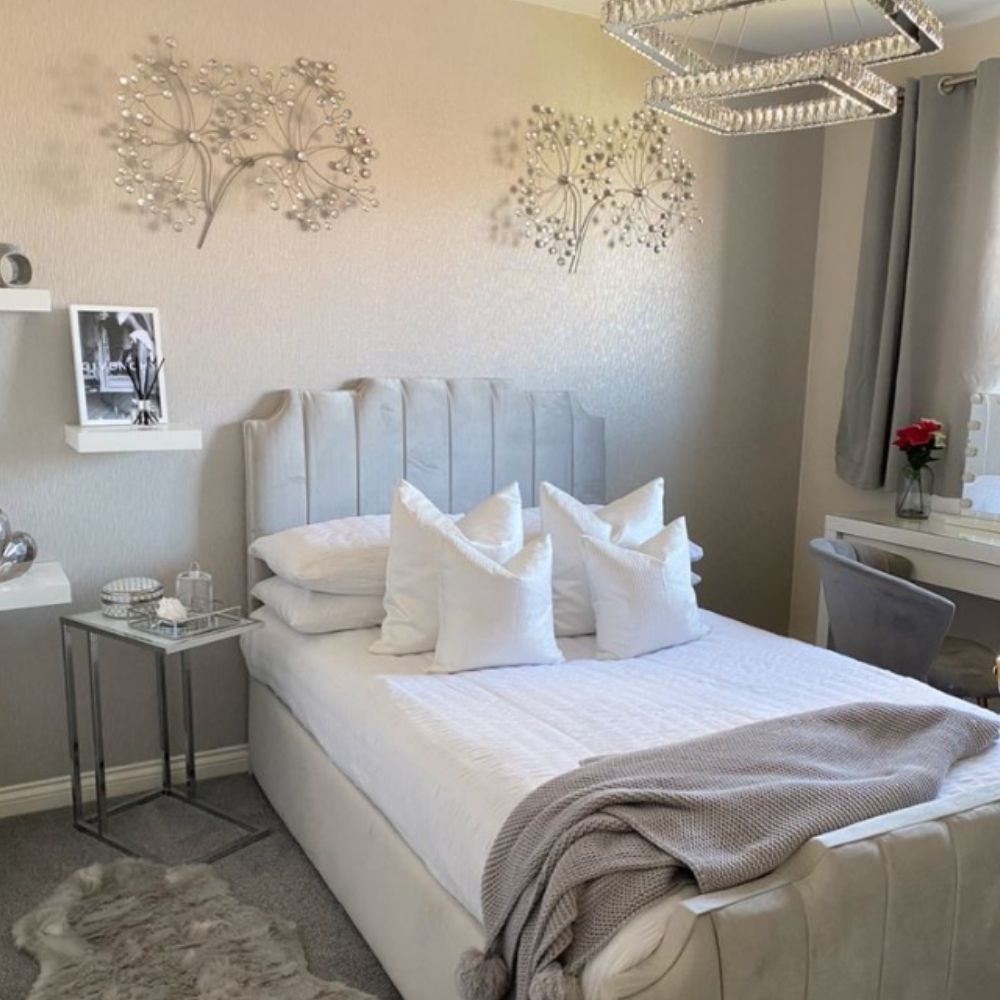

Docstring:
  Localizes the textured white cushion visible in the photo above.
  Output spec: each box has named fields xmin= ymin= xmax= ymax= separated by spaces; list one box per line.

xmin=252 ymin=577 xmax=384 ymax=634
xmin=249 ymin=513 xmax=392 ymax=595
xmin=433 ymin=534 xmax=562 ymax=673
xmin=582 ymin=516 xmax=707 ymax=659
xmin=371 ymin=481 xmax=523 ymax=655
xmin=541 ymin=479 xmax=665 ymax=636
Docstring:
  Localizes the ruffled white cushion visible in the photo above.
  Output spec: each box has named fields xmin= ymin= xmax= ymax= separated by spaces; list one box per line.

xmin=541 ymin=478 xmax=665 ymax=636
xmin=433 ymin=534 xmax=562 ymax=673
xmin=371 ymin=481 xmax=523 ymax=655
xmin=582 ymin=516 xmax=707 ymax=659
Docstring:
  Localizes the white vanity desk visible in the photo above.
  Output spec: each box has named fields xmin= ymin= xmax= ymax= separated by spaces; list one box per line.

xmin=818 ymin=510 xmax=1000 ymax=644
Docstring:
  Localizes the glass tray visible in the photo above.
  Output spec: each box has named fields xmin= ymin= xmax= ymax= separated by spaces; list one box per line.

xmin=127 ymin=603 xmax=251 ymax=640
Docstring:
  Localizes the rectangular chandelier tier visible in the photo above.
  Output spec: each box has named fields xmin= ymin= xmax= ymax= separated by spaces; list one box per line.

xmin=645 ymin=51 xmax=899 ymax=134
xmin=602 ymin=0 xmax=943 ymax=72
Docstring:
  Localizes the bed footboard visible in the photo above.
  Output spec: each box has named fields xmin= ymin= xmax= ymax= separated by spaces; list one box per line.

xmin=623 ymin=793 xmax=1000 ymax=1000
xmin=249 ymin=678 xmax=1000 ymax=1000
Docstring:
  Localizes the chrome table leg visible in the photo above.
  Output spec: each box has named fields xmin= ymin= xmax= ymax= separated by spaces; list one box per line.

xmin=86 ymin=632 xmax=108 ymax=835
xmin=181 ymin=652 xmax=196 ymax=799
xmin=61 ymin=623 xmax=83 ymax=827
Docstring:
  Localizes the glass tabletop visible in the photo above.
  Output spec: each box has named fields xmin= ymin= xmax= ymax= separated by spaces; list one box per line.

xmin=61 ymin=609 xmax=263 ymax=652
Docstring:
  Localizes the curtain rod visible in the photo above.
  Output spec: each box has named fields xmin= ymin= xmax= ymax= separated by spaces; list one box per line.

xmin=938 ymin=71 xmax=977 ymax=94
xmin=896 ymin=70 xmax=976 ymax=105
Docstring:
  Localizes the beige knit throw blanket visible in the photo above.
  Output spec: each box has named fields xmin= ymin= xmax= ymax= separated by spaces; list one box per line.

xmin=457 ymin=702 xmax=998 ymax=1000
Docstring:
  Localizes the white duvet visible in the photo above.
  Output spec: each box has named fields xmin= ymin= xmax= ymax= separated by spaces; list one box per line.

xmin=241 ymin=609 xmax=1000 ymax=928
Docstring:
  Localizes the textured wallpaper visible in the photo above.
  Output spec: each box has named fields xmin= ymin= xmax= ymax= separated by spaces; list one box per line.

xmin=0 ymin=0 xmax=823 ymax=786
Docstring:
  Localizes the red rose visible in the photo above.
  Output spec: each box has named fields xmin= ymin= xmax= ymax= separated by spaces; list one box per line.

xmin=893 ymin=422 xmax=931 ymax=450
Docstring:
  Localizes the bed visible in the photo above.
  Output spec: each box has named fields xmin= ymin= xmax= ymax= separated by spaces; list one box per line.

xmin=242 ymin=377 xmax=1000 ymax=1000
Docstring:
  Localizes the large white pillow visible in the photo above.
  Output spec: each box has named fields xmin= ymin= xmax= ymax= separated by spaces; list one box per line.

xmin=433 ymin=533 xmax=562 ymax=673
xmin=524 ymin=503 xmax=705 ymax=566
xmin=251 ymin=507 xmax=557 ymax=598
xmin=541 ymin=478 xmax=664 ymax=636
xmin=371 ymin=481 xmax=523 ymax=655
xmin=252 ymin=577 xmax=384 ymax=634
xmin=582 ymin=516 xmax=707 ymax=659
xmin=249 ymin=514 xmax=390 ymax=595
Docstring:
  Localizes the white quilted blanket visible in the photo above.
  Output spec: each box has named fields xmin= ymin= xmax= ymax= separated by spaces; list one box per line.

xmin=243 ymin=609 xmax=1000 ymax=928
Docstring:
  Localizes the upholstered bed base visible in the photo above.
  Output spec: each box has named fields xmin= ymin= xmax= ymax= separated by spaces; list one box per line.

xmin=249 ymin=678 xmax=1000 ymax=1000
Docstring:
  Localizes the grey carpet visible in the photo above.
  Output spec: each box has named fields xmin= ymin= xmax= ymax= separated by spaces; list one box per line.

xmin=0 ymin=774 xmax=401 ymax=1000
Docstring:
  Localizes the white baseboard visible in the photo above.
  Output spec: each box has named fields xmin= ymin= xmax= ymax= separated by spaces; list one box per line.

xmin=0 ymin=744 xmax=249 ymax=820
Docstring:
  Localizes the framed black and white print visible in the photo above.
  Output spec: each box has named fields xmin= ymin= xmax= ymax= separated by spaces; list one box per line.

xmin=69 ymin=306 xmax=168 ymax=426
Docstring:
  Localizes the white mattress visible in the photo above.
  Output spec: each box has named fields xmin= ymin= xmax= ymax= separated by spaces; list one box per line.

xmin=241 ymin=609 xmax=1000 ymax=926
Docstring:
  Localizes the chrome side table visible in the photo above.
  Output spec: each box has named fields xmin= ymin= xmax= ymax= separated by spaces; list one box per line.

xmin=61 ymin=610 xmax=267 ymax=863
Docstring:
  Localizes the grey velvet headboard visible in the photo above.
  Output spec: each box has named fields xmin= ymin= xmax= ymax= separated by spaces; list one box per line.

xmin=243 ymin=377 xmax=606 ymax=598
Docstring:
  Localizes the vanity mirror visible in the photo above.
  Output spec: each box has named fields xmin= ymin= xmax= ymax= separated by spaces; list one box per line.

xmin=960 ymin=393 xmax=1000 ymax=526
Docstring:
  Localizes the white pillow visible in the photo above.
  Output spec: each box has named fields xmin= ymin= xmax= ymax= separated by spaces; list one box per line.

xmin=252 ymin=577 xmax=384 ymax=634
xmin=251 ymin=507 xmax=556 ymax=598
xmin=541 ymin=479 xmax=664 ymax=636
xmin=433 ymin=534 xmax=562 ymax=673
xmin=371 ymin=481 xmax=523 ymax=655
xmin=526 ymin=502 xmax=705 ymax=567
xmin=249 ymin=514 xmax=390 ymax=596
xmin=582 ymin=516 xmax=707 ymax=659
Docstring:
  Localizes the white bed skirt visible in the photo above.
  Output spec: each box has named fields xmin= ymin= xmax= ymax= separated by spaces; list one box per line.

xmin=249 ymin=679 xmax=1000 ymax=1000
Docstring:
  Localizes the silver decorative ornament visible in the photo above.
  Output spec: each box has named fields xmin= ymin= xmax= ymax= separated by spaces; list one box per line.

xmin=111 ymin=38 xmax=379 ymax=247
xmin=0 ymin=508 xmax=37 ymax=583
xmin=495 ymin=106 xmax=700 ymax=273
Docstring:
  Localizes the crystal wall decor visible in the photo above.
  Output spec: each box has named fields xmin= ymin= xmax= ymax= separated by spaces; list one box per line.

xmin=113 ymin=37 xmax=378 ymax=247
xmin=496 ymin=106 xmax=700 ymax=273
xmin=602 ymin=0 xmax=943 ymax=135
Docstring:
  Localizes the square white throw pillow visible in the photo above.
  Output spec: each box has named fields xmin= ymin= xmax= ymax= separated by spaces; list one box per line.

xmin=371 ymin=481 xmax=523 ymax=655
xmin=252 ymin=577 xmax=384 ymax=634
xmin=582 ymin=516 xmax=707 ymax=659
xmin=433 ymin=533 xmax=562 ymax=673
xmin=541 ymin=478 xmax=664 ymax=636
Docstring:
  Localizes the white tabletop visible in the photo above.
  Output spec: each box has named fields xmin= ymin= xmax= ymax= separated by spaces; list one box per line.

xmin=62 ymin=609 xmax=263 ymax=653
xmin=0 ymin=562 xmax=71 ymax=612
xmin=830 ymin=510 xmax=1000 ymax=547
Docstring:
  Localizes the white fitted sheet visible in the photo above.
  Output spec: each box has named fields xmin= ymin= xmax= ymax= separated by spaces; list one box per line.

xmin=241 ymin=608 xmax=1000 ymax=925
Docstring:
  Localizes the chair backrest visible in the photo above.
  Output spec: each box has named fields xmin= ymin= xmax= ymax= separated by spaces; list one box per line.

xmin=810 ymin=538 xmax=955 ymax=682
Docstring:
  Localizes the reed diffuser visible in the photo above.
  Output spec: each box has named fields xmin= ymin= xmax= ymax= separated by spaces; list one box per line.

xmin=125 ymin=355 xmax=165 ymax=426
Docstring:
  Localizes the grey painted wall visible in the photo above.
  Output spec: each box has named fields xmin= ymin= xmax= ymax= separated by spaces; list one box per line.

xmin=0 ymin=0 xmax=823 ymax=787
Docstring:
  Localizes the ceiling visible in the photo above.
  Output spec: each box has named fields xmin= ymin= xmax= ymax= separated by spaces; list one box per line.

xmin=513 ymin=0 xmax=1000 ymax=54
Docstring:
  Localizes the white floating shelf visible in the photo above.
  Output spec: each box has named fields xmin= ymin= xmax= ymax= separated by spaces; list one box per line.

xmin=0 ymin=561 xmax=71 ymax=612
xmin=0 ymin=288 xmax=52 ymax=312
xmin=65 ymin=424 xmax=203 ymax=454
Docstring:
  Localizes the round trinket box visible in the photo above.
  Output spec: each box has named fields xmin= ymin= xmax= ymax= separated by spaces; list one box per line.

xmin=100 ymin=577 xmax=164 ymax=619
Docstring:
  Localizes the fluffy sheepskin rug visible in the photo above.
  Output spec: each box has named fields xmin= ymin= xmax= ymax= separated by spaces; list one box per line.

xmin=13 ymin=858 xmax=378 ymax=999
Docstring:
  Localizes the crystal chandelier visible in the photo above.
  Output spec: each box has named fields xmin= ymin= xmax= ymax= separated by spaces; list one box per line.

xmin=602 ymin=0 xmax=943 ymax=135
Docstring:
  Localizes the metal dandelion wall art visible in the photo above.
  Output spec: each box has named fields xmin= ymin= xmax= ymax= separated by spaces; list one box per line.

xmin=494 ymin=105 xmax=700 ymax=273
xmin=112 ymin=37 xmax=378 ymax=248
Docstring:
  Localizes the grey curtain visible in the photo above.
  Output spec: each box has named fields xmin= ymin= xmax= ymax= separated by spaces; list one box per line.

xmin=836 ymin=59 xmax=1000 ymax=495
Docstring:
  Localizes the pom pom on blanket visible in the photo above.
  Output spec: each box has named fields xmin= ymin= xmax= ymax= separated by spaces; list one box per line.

xmin=529 ymin=964 xmax=581 ymax=1000
xmin=457 ymin=949 xmax=509 ymax=1000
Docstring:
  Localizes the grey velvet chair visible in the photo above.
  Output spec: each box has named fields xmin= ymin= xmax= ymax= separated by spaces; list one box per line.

xmin=810 ymin=538 xmax=1000 ymax=707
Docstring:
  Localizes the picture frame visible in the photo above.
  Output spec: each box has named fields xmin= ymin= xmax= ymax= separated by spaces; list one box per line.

xmin=69 ymin=305 xmax=168 ymax=426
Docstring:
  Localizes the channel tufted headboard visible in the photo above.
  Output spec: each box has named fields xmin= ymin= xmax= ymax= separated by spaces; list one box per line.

xmin=243 ymin=377 xmax=606 ymax=598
